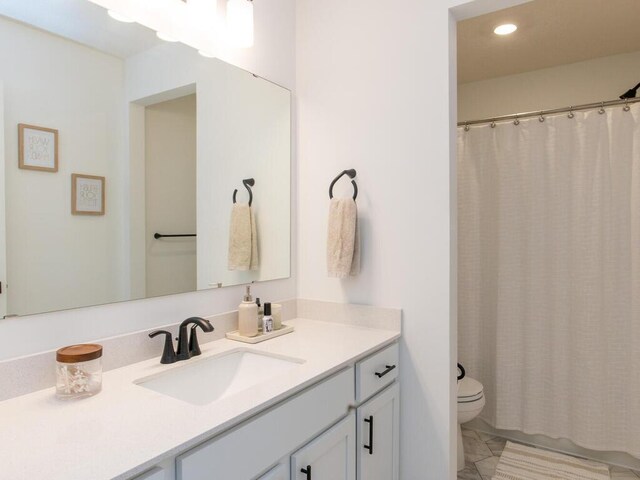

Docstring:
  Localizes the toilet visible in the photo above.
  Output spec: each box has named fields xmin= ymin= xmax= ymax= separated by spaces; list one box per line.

xmin=457 ymin=368 xmax=485 ymax=471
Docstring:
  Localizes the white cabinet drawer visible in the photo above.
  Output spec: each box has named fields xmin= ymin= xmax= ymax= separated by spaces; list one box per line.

xmin=176 ymin=367 xmax=354 ymax=480
xmin=355 ymin=343 xmax=399 ymax=403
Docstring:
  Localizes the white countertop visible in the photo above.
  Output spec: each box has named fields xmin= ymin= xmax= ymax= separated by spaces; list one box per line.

xmin=0 ymin=318 xmax=399 ymax=480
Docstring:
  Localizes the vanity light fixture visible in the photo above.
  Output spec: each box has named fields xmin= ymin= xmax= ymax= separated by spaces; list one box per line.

xmin=95 ymin=0 xmax=220 ymax=57
xmin=107 ymin=9 xmax=134 ymax=23
xmin=226 ymin=0 xmax=254 ymax=48
xmin=494 ymin=23 xmax=517 ymax=35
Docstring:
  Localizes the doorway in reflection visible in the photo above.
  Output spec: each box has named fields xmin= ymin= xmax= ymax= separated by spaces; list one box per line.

xmin=144 ymin=94 xmax=197 ymax=297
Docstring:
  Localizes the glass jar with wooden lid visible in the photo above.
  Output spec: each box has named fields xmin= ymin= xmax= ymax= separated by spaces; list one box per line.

xmin=55 ymin=344 xmax=103 ymax=399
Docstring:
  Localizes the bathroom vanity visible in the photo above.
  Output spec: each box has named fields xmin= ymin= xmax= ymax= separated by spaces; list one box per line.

xmin=0 ymin=318 xmax=400 ymax=480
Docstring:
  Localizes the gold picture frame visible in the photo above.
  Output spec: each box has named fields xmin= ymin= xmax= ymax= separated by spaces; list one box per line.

xmin=18 ymin=123 xmax=59 ymax=172
xmin=72 ymin=174 xmax=105 ymax=216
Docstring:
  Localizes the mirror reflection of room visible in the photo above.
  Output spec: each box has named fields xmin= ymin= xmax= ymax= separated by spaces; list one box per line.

xmin=0 ymin=2 xmax=291 ymax=318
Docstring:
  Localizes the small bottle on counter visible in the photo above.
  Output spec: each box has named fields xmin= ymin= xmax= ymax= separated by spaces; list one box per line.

xmin=256 ymin=298 xmax=264 ymax=332
xmin=238 ymin=285 xmax=258 ymax=337
xmin=56 ymin=344 xmax=103 ymax=399
xmin=263 ymin=303 xmax=274 ymax=333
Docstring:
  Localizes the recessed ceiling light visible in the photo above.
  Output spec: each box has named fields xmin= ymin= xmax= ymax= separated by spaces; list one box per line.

xmin=107 ymin=10 xmax=134 ymax=23
xmin=494 ymin=23 xmax=517 ymax=35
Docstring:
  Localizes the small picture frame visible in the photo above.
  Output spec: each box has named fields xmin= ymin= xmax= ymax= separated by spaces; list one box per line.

xmin=72 ymin=174 xmax=105 ymax=216
xmin=18 ymin=124 xmax=59 ymax=172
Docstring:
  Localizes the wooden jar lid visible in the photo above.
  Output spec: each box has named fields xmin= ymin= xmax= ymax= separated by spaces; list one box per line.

xmin=56 ymin=344 xmax=103 ymax=363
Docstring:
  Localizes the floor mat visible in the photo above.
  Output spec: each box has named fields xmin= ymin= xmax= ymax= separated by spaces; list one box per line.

xmin=493 ymin=441 xmax=610 ymax=480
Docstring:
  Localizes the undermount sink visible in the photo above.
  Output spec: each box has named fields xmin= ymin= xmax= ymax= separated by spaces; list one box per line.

xmin=135 ymin=349 xmax=304 ymax=406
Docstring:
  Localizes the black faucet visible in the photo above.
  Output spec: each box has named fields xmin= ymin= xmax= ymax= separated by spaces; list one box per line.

xmin=149 ymin=317 xmax=214 ymax=364
xmin=177 ymin=317 xmax=214 ymax=360
xmin=148 ymin=330 xmax=177 ymax=364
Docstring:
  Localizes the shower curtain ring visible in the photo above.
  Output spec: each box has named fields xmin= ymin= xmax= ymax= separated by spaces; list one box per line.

xmin=513 ymin=116 xmax=520 ymax=126
xmin=490 ymin=120 xmax=496 ymax=128
xmin=624 ymin=99 xmax=631 ymax=112
xmin=464 ymin=122 xmax=470 ymax=132
xmin=538 ymin=111 xmax=545 ymax=122
xmin=568 ymin=107 xmax=574 ymax=119
xmin=599 ymin=101 xmax=605 ymax=114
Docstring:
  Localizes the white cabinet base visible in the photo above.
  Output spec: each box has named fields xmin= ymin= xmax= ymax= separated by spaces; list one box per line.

xmin=137 ymin=343 xmax=400 ymax=480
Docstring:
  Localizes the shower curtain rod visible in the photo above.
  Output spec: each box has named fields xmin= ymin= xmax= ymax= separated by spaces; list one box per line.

xmin=458 ymin=97 xmax=640 ymax=127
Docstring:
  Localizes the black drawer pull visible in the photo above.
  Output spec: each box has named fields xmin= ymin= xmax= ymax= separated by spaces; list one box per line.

xmin=364 ymin=415 xmax=374 ymax=454
xmin=301 ymin=465 xmax=312 ymax=479
xmin=375 ymin=364 xmax=396 ymax=378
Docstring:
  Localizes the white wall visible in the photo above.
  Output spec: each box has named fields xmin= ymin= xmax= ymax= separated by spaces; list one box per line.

xmin=0 ymin=0 xmax=296 ymax=360
xmin=0 ymin=16 xmax=128 ymax=316
xmin=459 ymin=50 xmax=640 ymax=121
xmin=145 ymin=94 xmax=197 ymax=297
xmin=295 ymin=0 xmax=528 ymax=478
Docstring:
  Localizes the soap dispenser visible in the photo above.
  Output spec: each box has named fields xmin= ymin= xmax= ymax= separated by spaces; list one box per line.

xmin=238 ymin=286 xmax=258 ymax=337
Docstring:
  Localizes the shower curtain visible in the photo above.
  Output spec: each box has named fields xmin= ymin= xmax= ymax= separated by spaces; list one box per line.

xmin=458 ymin=103 xmax=640 ymax=458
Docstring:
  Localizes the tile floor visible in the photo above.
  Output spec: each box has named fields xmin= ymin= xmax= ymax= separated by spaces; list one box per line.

xmin=458 ymin=428 xmax=640 ymax=480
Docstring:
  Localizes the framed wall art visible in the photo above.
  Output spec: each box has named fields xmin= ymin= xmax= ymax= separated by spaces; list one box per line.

xmin=72 ymin=174 xmax=105 ymax=216
xmin=18 ymin=124 xmax=58 ymax=172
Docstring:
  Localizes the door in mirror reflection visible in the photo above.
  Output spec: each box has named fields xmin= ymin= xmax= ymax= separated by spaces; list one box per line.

xmin=144 ymin=94 xmax=197 ymax=297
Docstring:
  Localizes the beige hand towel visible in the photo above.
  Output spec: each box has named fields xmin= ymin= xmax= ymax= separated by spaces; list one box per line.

xmin=327 ymin=197 xmax=360 ymax=278
xmin=228 ymin=203 xmax=259 ymax=271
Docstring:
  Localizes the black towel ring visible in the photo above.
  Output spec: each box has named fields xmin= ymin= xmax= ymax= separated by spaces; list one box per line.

xmin=233 ymin=178 xmax=255 ymax=207
xmin=329 ymin=169 xmax=358 ymax=200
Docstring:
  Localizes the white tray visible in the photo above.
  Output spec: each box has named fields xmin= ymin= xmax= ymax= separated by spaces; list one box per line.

xmin=225 ymin=324 xmax=294 ymax=344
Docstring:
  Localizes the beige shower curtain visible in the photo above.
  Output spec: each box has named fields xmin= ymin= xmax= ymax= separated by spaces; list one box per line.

xmin=458 ymin=103 xmax=640 ymax=458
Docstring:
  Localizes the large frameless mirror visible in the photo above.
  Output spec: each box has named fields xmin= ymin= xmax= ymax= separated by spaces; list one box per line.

xmin=0 ymin=0 xmax=291 ymax=318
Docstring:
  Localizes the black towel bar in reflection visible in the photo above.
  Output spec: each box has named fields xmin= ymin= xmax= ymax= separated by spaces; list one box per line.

xmin=233 ymin=178 xmax=255 ymax=207
xmin=154 ymin=233 xmax=196 ymax=239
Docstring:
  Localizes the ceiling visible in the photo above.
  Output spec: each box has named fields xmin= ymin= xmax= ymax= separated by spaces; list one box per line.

xmin=457 ymin=0 xmax=640 ymax=84
xmin=0 ymin=0 xmax=162 ymax=59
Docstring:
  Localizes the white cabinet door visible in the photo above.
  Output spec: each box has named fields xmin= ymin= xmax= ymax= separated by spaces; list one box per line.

xmin=257 ymin=462 xmax=290 ymax=480
xmin=356 ymin=382 xmax=400 ymax=480
xmin=291 ymin=413 xmax=356 ymax=480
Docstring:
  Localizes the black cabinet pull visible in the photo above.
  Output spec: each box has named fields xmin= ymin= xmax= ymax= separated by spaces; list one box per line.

xmin=364 ymin=415 xmax=374 ymax=454
xmin=301 ymin=465 xmax=312 ymax=479
xmin=375 ymin=364 xmax=396 ymax=378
